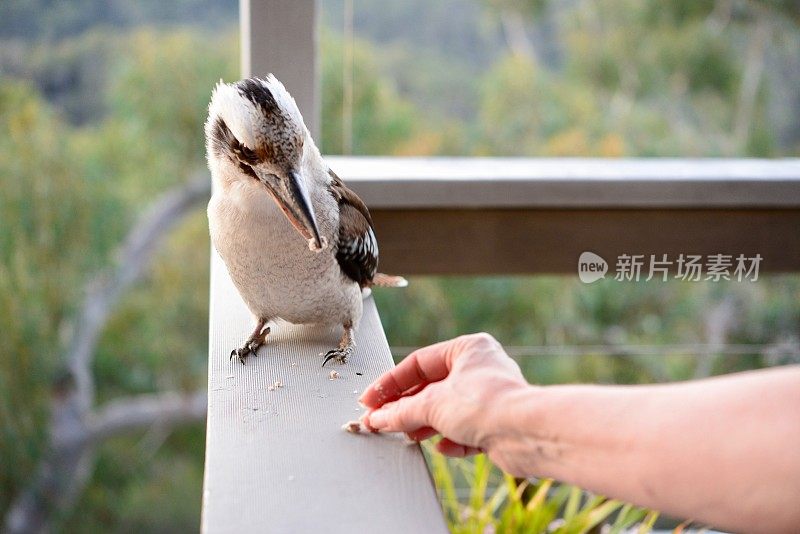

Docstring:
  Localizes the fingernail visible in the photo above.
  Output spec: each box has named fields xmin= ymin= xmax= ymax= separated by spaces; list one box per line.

xmin=368 ymin=409 xmax=388 ymax=429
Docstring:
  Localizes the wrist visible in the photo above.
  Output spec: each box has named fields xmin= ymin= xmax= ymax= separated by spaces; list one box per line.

xmin=481 ymin=383 xmax=543 ymax=474
xmin=487 ymin=383 xmax=645 ymax=484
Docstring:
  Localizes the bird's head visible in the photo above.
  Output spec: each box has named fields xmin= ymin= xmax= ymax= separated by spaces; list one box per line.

xmin=205 ymin=75 xmax=323 ymax=250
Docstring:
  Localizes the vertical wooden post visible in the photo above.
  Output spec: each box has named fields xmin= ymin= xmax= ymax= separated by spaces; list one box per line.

xmin=240 ymin=0 xmax=320 ymax=139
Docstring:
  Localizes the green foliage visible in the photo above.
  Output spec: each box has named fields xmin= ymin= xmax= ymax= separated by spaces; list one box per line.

xmin=427 ymin=443 xmax=657 ymax=533
xmin=0 ymin=28 xmax=235 ymax=526
xmin=64 ymin=428 xmax=205 ymax=533
xmin=105 ymin=29 xmax=237 ymax=191
xmin=93 ymin=212 xmax=210 ymax=403
xmin=320 ymin=29 xmax=432 ymax=155
xmin=476 ymin=54 xmax=629 ymax=156
xmin=474 ymin=1 xmax=754 ymax=156
xmin=0 ymin=79 xmax=124 ymax=511
xmin=0 ymin=0 xmax=237 ymax=41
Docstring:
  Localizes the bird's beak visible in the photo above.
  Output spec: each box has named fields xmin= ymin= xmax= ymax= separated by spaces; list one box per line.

xmin=257 ymin=168 xmax=323 ymax=251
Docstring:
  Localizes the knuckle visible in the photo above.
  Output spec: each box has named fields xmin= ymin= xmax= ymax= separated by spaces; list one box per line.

xmin=393 ymin=398 xmax=417 ymax=428
xmin=387 ymin=408 xmax=403 ymax=428
xmin=414 ymin=389 xmax=436 ymax=422
xmin=463 ymin=332 xmax=499 ymax=350
xmin=418 ymin=386 xmax=437 ymax=409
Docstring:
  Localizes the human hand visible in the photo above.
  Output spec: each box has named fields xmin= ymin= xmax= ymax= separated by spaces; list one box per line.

xmin=359 ymin=333 xmax=529 ymax=459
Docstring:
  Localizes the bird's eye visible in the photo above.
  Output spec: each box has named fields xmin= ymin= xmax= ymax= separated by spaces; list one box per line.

xmin=232 ymin=142 xmax=259 ymax=165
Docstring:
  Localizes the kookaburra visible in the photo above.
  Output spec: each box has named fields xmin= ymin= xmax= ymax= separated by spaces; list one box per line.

xmin=205 ymin=75 xmax=405 ymax=366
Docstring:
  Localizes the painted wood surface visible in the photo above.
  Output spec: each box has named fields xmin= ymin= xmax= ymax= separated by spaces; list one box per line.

xmin=202 ymin=251 xmax=447 ymax=533
xmin=329 ymin=157 xmax=800 ymax=209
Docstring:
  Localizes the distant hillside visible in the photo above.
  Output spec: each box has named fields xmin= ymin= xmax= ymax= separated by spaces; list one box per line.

xmin=0 ymin=0 xmax=238 ymax=40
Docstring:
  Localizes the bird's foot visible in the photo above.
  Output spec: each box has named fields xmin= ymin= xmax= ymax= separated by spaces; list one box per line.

xmin=322 ymin=345 xmax=352 ymax=367
xmin=230 ymin=343 xmax=259 ymax=364
xmin=230 ymin=326 xmax=271 ymax=364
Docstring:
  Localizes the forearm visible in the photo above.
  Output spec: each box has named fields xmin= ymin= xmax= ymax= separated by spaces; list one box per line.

xmin=490 ymin=366 xmax=800 ymax=533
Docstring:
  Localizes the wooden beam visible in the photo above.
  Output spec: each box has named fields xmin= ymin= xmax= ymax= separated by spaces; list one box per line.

xmin=240 ymin=0 xmax=319 ymax=138
xmin=369 ymin=208 xmax=800 ymax=275
xmin=202 ymin=251 xmax=447 ymax=532
xmin=321 ymin=157 xmax=800 ymax=274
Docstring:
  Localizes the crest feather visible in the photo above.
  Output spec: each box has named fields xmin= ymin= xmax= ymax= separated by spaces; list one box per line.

xmin=208 ymin=80 xmax=261 ymax=149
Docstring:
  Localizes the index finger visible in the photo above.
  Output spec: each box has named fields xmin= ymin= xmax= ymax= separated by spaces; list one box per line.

xmin=359 ymin=337 xmax=460 ymax=408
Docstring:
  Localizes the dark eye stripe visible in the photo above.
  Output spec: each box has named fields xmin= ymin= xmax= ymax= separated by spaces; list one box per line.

xmin=211 ymin=116 xmax=260 ymax=166
xmin=233 ymin=143 xmax=259 ymax=165
xmin=238 ymin=162 xmax=258 ymax=181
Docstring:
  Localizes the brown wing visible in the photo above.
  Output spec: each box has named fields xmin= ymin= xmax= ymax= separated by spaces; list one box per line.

xmin=328 ymin=169 xmax=378 ymax=288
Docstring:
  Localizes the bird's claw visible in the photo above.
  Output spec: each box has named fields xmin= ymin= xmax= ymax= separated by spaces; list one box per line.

xmin=322 ymin=346 xmax=352 ymax=367
xmin=229 ymin=325 xmax=271 ymax=364
xmin=229 ymin=346 xmax=255 ymax=364
xmin=229 ymin=339 xmax=263 ymax=365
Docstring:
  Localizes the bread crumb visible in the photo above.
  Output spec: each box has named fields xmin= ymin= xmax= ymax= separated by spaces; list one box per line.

xmin=267 ymin=385 xmax=275 ymax=391
xmin=342 ymin=421 xmax=362 ymax=433
xmin=274 ymin=380 xmax=283 ymax=388
xmin=329 ymin=370 xmax=340 ymax=380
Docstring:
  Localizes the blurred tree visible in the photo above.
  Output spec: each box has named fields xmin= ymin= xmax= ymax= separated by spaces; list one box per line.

xmin=0 ymin=28 xmax=236 ymax=531
xmin=471 ymin=0 xmax=800 ymax=157
xmin=0 ymin=79 xmax=96 ymax=520
xmin=320 ymin=30 xmax=440 ymax=155
xmin=0 ymin=0 xmax=237 ymax=41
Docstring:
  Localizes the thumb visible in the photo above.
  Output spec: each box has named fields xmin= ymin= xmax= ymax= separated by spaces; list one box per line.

xmin=365 ymin=387 xmax=436 ymax=433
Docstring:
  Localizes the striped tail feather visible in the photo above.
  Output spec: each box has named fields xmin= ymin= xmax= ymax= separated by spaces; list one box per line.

xmin=371 ymin=273 xmax=408 ymax=288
